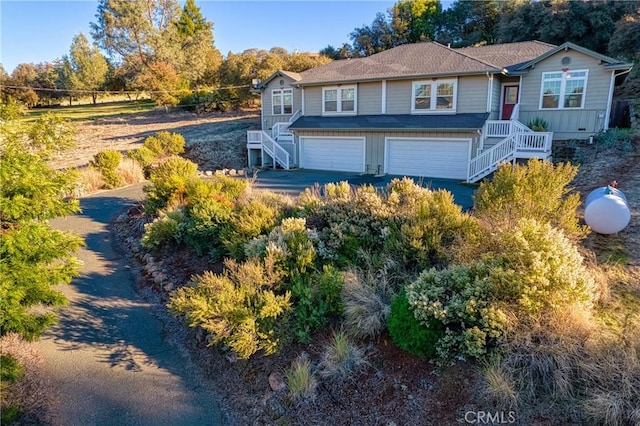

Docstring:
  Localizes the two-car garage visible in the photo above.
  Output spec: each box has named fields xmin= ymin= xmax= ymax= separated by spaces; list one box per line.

xmin=298 ymin=135 xmax=471 ymax=180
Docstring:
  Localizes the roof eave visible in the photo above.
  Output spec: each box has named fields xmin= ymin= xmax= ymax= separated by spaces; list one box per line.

xmin=293 ymin=69 xmax=501 ymax=87
xmin=289 ymin=126 xmax=483 ymax=132
xmin=604 ymin=63 xmax=634 ymax=71
xmin=515 ymin=42 xmax=630 ymax=72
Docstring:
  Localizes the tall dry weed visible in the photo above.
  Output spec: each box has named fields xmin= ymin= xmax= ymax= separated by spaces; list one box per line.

xmin=116 ymin=157 xmax=145 ymax=185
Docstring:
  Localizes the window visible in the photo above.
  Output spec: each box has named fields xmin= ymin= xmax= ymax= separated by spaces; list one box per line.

xmin=412 ymin=79 xmax=457 ymax=112
xmin=540 ymin=70 xmax=587 ymax=109
xmin=323 ymin=86 xmax=356 ymax=114
xmin=272 ymin=89 xmax=293 ymax=115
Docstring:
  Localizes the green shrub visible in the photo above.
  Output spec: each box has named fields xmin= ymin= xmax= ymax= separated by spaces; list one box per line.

xmin=128 ymin=146 xmax=157 ymax=171
xmin=406 ymin=219 xmax=597 ymax=364
xmin=90 ymin=150 xmax=123 ymax=189
xmin=143 ymin=131 xmax=185 ymax=156
xmin=317 ymin=329 xmax=369 ymax=381
xmin=595 ymin=128 xmax=633 ymax=152
xmin=301 ymin=183 xmax=392 ymax=265
xmin=0 ymin=353 xmax=24 ymax=424
xmin=387 ymin=290 xmax=443 ymax=358
xmin=141 ymin=209 xmax=186 ymax=249
xmin=168 ymin=258 xmax=291 ymax=359
xmin=489 ymin=219 xmax=597 ymax=314
xmin=182 ymin=193 xmax=234 ymax=257
xmin=289 ymin=265 xmax=344 ymax=343
xmin=144 ymin=156 xmax=199 ymax=213
xmin=245 ymin=217 xmax=316 ymax=279
xmin=526 ymin=117 xmax=549 ymax=131
xmin=220 ymin=197 xmax=282 ymax=260
xmin=385 ymin=187 xmax=479 ymax=271
xmin=407 ymin=263 xmax=508 ymax=362
xmin=473 ymin=159 xmax=586 ymax=240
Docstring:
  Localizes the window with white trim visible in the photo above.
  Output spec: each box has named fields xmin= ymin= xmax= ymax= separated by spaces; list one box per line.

xmin=412 ymin=79 xmax=457 ymax=112
xmin=540 ymin=70 xmax=588 ymax=109
xmin=322 ymin=86 xmax=356 ymax=114
xmin=272 ymin=89 xmax=293 ymax=115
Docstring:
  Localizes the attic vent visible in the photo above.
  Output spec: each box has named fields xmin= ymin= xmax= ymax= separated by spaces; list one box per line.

xmin=561 ymin=56 xmax=572 ymax=66
xmin=279 ymin=79 xmax=285 ymax=86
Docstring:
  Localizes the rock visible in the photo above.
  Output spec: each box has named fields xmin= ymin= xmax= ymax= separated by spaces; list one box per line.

xmin=163 ymin=282 xmax=174 ymax=292
xmin=268 ymin=372 xmax=286 ymax=392
xmin=205 ymin=170 xmax=213 ymax=176
xmin=237 ymin=169 xmax=246 ymax=176
xmin=228 ymin=169 xmax=237 ymax=176
xmin=264 ymin=395 xmax=286 ymax=420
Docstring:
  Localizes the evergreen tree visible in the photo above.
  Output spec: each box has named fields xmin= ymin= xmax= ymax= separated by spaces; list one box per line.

xmin=63 ymin=33 xmax=109 ymax=104
xmin=0 ymin=112 xmax=83 ymax=340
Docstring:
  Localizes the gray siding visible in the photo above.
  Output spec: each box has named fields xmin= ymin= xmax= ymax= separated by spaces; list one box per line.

xmin=295 ymin=129 xmax=478 ymax=174
xmin=457 ymin=75 xmax=489 ymax=113
xmin=304 ymin=86 xmax=322 ymax=116
xmin=386 ymin=80 xmax=412 ymax=114
xmin=261 ymin=75 xmax=303 ymax=131
xmin=358 ymin=82 xmax=382 ymax=115
xmin=518 ymin=49 xmax=613 ymax=139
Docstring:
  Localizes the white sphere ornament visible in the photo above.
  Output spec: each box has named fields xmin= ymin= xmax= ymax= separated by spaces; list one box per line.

xmin=584 ymin=186 xmax=631 ymax=235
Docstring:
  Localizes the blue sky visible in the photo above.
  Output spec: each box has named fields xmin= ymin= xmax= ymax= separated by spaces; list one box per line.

xmin=0 ymin=0 xmax=397 ymax=73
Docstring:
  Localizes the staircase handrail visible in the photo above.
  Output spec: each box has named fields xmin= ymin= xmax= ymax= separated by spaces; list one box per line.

xmin=467 ymin=134 xmax=517 ymax=182
xmin=261 ymin=130 xmax=290 ymax=170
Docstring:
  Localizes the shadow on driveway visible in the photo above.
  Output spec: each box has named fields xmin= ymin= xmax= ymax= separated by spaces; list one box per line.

xmin=250 ymin=169 xmax=478 ymax=209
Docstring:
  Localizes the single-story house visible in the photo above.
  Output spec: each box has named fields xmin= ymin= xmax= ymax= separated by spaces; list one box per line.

xmin=247 ymin=41 xmax=633 ymax=182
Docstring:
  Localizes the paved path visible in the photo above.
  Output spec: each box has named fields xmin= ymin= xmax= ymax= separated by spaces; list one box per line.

xmin=41 ymin=185 xmax=225 ymax=426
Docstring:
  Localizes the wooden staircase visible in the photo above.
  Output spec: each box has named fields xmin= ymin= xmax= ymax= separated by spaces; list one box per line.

xmin=467 ymin=120 xmax=553 ymax=183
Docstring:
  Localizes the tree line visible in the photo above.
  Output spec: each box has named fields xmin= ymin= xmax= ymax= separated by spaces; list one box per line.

xmin=0 ymin=0 xmax=329 ymax=109
xmin=321 ymin=0 xmax=640 ymax=62
xmin=1 ymin=0 xmax=639 ymax=110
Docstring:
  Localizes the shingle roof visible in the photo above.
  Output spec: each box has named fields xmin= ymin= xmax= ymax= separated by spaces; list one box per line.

xmin=288 ymin=113 xmax=490 ymax=131
xmin=295 ymin=42 xmax=500 ymax=85
xmin=456 ymin=41 xmax=557 ymax=71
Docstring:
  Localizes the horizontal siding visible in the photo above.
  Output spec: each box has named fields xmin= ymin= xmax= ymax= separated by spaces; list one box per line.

xmin=358 ymin=82 xmax=382 ymax=115
xmin=457 ymin=75 xmax=488 ymax=113
xmin=386 ymin=80 xmax=412 ymax=114
xmin=295 ymin=129 xmax=478 ymax=174
xmin=519 ymin=49 xmax=612 ymax=138
xmin=261 ymin=75 xmax=302 ymax=131
xmin=304 ymin=86 xmax=322 ymax=116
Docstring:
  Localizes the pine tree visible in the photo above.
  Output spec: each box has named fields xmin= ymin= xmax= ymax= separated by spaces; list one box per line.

xmin=0 ymin=111 xmax=83 ymax=340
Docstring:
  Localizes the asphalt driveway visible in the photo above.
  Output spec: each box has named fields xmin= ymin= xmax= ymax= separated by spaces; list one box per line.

xmin=251 ymin=169 xmax=477 ymax=209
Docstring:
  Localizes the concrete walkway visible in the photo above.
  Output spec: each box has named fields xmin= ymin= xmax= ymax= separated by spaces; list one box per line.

xmin=41 ymin=185 xmax=225 ymax=426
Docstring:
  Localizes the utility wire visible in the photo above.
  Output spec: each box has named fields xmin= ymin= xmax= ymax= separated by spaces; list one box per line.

xmin=0 ymin=84 xmax=252 ymax=94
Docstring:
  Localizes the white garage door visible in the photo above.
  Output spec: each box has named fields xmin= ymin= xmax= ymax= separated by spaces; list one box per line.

xmin=386 ymin=138 xmax=470 ymax=180
xmin=300 ymin=137 xmax=365 ymax=173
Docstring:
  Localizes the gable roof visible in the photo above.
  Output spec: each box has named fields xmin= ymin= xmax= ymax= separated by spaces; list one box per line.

xmin=456 ymin=41 xmax=556 ymax=72
xmin=261 ymin=40 xmax=632 ymax=88
xmin=512 ymin=41 xmax=633 ymax=72
xmin=257 ymin=70 xmax=301 ymax=89
xmin=295 ymin=42 xmax=500 ymax=85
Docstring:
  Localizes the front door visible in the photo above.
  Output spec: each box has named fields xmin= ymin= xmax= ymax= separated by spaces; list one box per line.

xmin=501 ymin=85 xmax=519 ymax=120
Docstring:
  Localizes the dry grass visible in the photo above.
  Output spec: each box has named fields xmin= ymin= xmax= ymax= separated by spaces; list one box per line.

xmin=341 ymin=266 xmax=396 ymax=340
xmin=117 ymin=157 xmax=146 ymax=185
xmin=77 ymin=166 xmax=106 ymax=195
xmin=285 ymin=353 xmax=317 ymax=401
xmin=317 ymin=330 xmax=369 ymax=382
xmin=0 ymin=334 xmax=55 ymax=425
